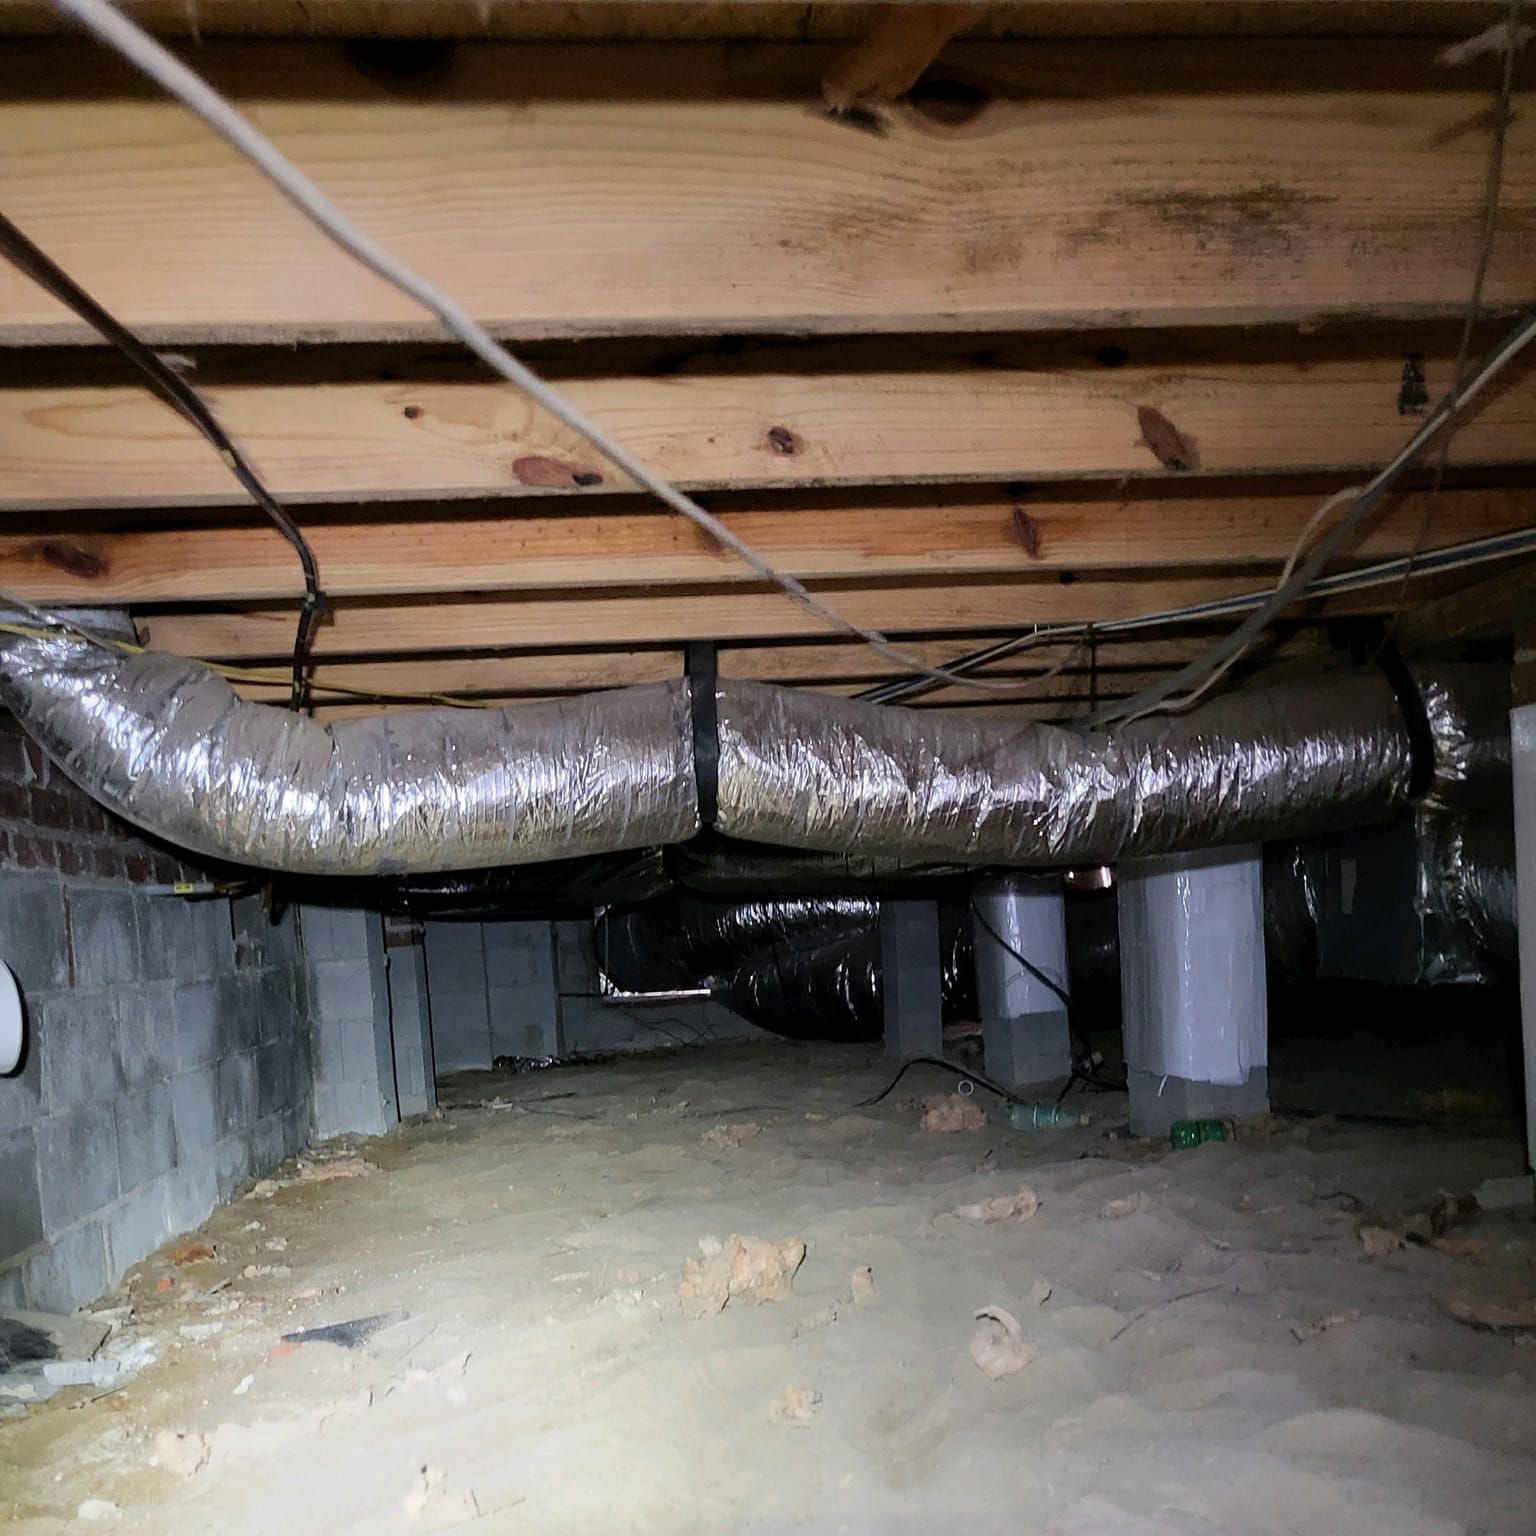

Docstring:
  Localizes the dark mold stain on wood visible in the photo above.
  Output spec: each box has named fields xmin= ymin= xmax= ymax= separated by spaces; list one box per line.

xmin=1124 ymin=182 xmax=1326 ymax=264
xmin=766 ymin=426 xmax=800 ymax=456
xmin=35 ymin=539 xmax=108 ymax=580
xmin=512 ymin=455 xmax=605 ymax=488
xmin=1011 ymin=507 xmax=1043 ymax=559
xmin=1397 ymin=354 xmax=1430 ymax=416
xmin=402 ymin=404 xmax=423 ymax=420
xmin=905 ymin=69 xmax=994 ymax=129
xmin=1135 ymin=406 xmax=1199 ymax=472
xmin=819 ymin=103 xmax=889 ymax=138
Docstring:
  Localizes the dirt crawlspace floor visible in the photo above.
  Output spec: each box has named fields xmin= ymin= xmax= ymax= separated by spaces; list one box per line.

xmin=4 ymin=1042 xmax=1536 ymax=1535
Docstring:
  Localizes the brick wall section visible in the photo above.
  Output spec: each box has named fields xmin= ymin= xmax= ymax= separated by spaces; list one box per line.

xmin=0 ymin=716 xmax=313 ymax=1312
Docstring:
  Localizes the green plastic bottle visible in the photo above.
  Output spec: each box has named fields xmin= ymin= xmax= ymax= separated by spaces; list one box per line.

xmin=1169 ymin=1118 xmax=1233 ymax=1149
xmin=1008 ymin=1101 xmax=1089 ymax=1130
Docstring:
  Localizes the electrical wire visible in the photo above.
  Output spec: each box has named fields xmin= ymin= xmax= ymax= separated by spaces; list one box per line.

xmin=49 ymin=0 xmax=1048 ymax=701
xmin=1390 ymin=0 xmax=1526 ymax=633
xmin=7 ymin=515 xmax=1534 ymax=714
xmin=0 ymin=211 xmax=325 ymax=712
xmin=967 ymin=896 xmax=1125 ymax=1099
xmin=860 ymin=520 xmax=1536 ymax=707
xmin=1082 ymin=306 xmax=1536 ymax=726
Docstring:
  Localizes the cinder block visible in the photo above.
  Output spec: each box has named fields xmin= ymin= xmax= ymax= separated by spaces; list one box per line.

xmin=186 ymin=899 xmax=233 ymax=979
xmin=328 ymin=908 xmax=384 ymax=962
xmin=26 ymin=1218 xmax=108 ymax=1312
xmin=279 ymin=1103 xmax=308 ymax=1160
xmin=230 ymin=894 xmax=269 ymax=969
xmin=115 ymin=1080 xmax=176 ymax=1191
xmin=116 ymin=984 xmax=176 ymax=1084
xmin=102 ymin=1180 xmax=171 ymax=1278
xmin=0 ymin=1126 xmax=43 ymax=1258
xmin=298 ymin=904 xmax=336 ymax=963
xmin=162 ymin=1159 xmax=218 ymax=1236
xmin=211 ymin=1135 xmax=257 ymax=1203
xmin=41 ymin=994 xmax=121 ymax=1111
xmin=0 ymin=871 xmax=70 ymax=993
xmin=132 ymin=893 xmax=195 ymax=983
xmin=249 ymin=1113 xmax=283 ymax=1176
xmin=339 ymin=1014 xmax=386 ymax=1085
xmin=256 ymin=967 xmax=292 ymax=1045
xmin=264 ymin=906 xmax=300 ymax=968
xmin=172 ymin=980 xmax=220 ymax=1070
xmin=880 ymin=900 xmax=944 ymax=1061
xmin=0 ymin=1037 xmax=42 ymax=1136
xmin=65 ymin=887 xmax=139 ymax=989
xmin=311 ymin=1083 xmax=337 ymax=1137
xmin=313 ymin=959 xmax=378 ymax=1024
xmin=218 ymin=973 xmax=262 ymax=1053
xmin=312 ymin=1016 xmax=347 ymax=1086
xmin=216 ymin=1051 xmax=259 ymax=1139
xmin=170 ymin=1066 xmax=220 ymax=1156
xmin=36 ymin=1106 xmax=119 ymax=1232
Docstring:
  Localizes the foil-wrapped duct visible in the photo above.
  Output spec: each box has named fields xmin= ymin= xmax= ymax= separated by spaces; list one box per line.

xmin=0 ymin=630 xmax=698 ymax=875
xmin=598 ymin=894 xmax=975 ymax=1042
xmin=714 ymin=673 xmax=1417 ymax=865
xmin=1417 ymin=665 xmax=1513 ymax=812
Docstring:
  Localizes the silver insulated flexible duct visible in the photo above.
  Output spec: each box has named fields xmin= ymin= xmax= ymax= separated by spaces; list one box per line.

xmin=712 ymin=673 xmax=1426 ymax=864
xmin=0 ymin=626 xmax=1498 ymax=876
xmin=0 ymin=630 xmax=698 ymax=875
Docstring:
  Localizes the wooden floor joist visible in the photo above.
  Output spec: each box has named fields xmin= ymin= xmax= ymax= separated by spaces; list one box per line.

xmin=0 ymin=3 xmax=1514 ymax=43
xmin=4 ymin=355 xmax=1535 ymax=511
xmin=220 ymin=629 xmax=1324 ymax=705
xmin=3 ymin=485 xmax=1530 ymax=604
xmin=135 ymin=570 xmax=1413 ymax=660
xmin=0 ymin=39 xmax=1530 ymax=345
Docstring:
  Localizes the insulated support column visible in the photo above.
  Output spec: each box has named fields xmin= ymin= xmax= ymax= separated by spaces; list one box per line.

xmin=1514 ymin=702 xmax=1536 ymax=1173
xmin=880 ymin=899 xmax=944 ymax=1060
xmin=971 ymin=876 xmax=1072 ymax=1088
xmin=1118 ymin=847 xmax=1269 ymax=1138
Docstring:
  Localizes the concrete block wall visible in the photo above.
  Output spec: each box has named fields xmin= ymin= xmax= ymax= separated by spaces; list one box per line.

xmin=423 ymin=914 xmax=763 ymax=1074
xmin=385 ymin=919 xmax=436 ymax=1119
xmin=0 ymin=717 xmax=312 ymax=1313
xmin=302 ymin=904 xmax=398 ymax=1138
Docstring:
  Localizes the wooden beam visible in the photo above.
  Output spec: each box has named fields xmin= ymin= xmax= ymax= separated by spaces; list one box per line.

xmin=0 ymin=3 xmax=1509 ymax=43
xmin=221 ymin=629 xmax=1327 ymax=703
xmin=134 ymin=572 xmax=1395 ymax=658
xmin=4 ymin=353 xmax=1534 ymax=510
xmin=1 ymin=485 xmax=1530 ymax=603
xmin=0 ymin=40 xmax=1529 ymax=344
xmin=1393 ymin=558 xmax=1536 ymax=648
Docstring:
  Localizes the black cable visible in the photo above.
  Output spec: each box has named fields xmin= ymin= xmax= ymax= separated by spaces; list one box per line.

xmin=0 ymin=211 xmax=326 ymax=710
xmin=855 ymin=1054 xmax=1031 ymax=1109
xmin=968 ymin=896 xmax=1126 ymax=1100
xmin=968 ymin=897 xmax=1070 ymax=1009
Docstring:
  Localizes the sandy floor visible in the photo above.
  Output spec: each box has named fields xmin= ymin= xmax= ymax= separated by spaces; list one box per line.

xmin=3 ymin=1041 xmax=1535 ymax=1535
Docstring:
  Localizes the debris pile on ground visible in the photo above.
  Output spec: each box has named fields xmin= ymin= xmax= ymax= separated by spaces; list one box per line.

xmin=953 ymin=1187 xmax=1040 ymax=1222
xmin=970 ymin=1305 xmax=1035 ymax=1379
xmin=768 ymin=1385 xmax=821 ymax=1426
xmin=700 ymin=1122 xmax=762 ymax=1150
xmin=920 ymin=1093 xmax=987 ymax=1132
xmin=154 ymin=1389 xmax=373 ymax=1477
xmin=678 ymin=1234 xmax=806 ymax=1318
xmin=401 ymin=1463 xmax=480 ymax=1525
